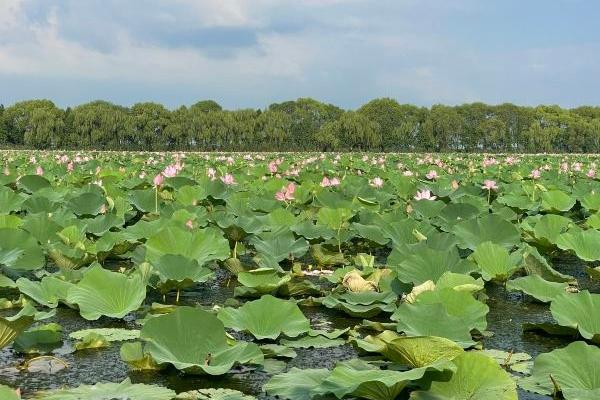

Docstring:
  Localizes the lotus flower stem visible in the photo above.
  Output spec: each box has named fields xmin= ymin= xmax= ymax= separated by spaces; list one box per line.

xmin=155 ymin=186 xmax=158 ymax=214
xmin=176 ymin=289 xmax=180 ymax=303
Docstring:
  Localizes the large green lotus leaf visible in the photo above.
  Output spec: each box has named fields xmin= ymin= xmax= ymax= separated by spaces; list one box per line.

xmin=469 ymin=241 xmax=520 ymax=281
xmin=452 ymin=214 xmax=520 ymax=250
xmin=411 ymin=352 xmax=517 ymax=400
xmin=218 ymin=295 xmax=310 ymax=340
xmin=16 ymin=276 xmax=74 ymax=308
xmin=411 ymin=199 xmax=446 ymax=219
xmin=140 ymin=306 xmax=263 ymax=375
xmin=32 ymin=378 xmax=175 ymax=400
xmin=550 ymin=291 xmax=600 ymax=340
xmin=129 ymin=188 xmax=161 ymax=213
xmin=313 ymin=359 xmax=454 ymax=400
xmin=176 ymin=388 xmax=256 ymax=400
xmin=0 ymin=214 xmax=22 ymax=229
xmin=145 ymin=226 xmax=230 ymax=266
xmin=506 ymin=275 xmax=568 ymax=303
xmin=518 ymin=341 xmax=600 ymax=399
xmin=315 ymin=207 xmax=354 ymax=231
xmin=435 ymin=272 xmax=485 ymax=293
xmin=497 ymin=193 xmax=537 ymax=211
xmin=540 ymin=190 xmax=576 ymax=212
xmin=66 ymin=264 xmax=146 ymax=320
xmin=236 ymin=268 xmax=291 ymax=294
xmin=174 ymin=185 xmax=208 ymax=207
xmin=0 ymin=273 xmax=16 ymax=288
xmin=393 ymin=247 xmax=472 ymax=285
xmin=0 ymin=188 xmax=25 ymax=214
xmin=555 ymin=229 xmax=600 ymax=261
xmin=580 ymin=191 xmax=600 ymax=211
xmin=67 ymin=192 xmax=105 ymax=215
xmin=393 ymin=303 xmax=475 ymax=348
xmin=17 ymin=174 xmax=51 ymax=193
xmin=263 ymin=367 xmax=330 ymax=400
xmin=0 ymin=228 xmax=45 ymax=270
xmin=358 ymin=332 xmax=464 ymax=367
xmin=530 ymin=214 xmax=572 ymax=245
xmin=152 ymin=254 xmax=214 ymax=288
xmin=352 ymin=223 xmax=390 ymax=245
xmin=414 ymin=288 xmax=488 ymax=331
xmin=250 ymin=230 xmax=309 ymax=263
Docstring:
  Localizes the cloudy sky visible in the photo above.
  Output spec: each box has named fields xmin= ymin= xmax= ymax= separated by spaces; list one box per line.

xmin=1 ymin=0 xmax=599 ymax=109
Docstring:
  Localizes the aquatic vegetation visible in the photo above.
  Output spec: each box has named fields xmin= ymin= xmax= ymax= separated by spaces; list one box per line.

xmin=0 ymin=150 xmax=598 ymax=398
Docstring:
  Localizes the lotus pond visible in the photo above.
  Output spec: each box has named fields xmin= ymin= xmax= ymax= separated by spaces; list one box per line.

xmin=0 ymin=151 xmax=600 ymax=400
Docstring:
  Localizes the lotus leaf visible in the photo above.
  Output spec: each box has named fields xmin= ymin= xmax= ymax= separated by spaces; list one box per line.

xmin=392 ymin=247 xmax=473 ymax=285
xmin=550 ymin=291 xmax=600 ymax=340
xmin=518 ymin=341 xmax=600 ymax=399
xmin=250 ymin=229 xmax=309 ymax=267
xmin=506 ymin=275 xmax=569 ymax=302
xmin=279 ymin=335 xmax=345 ymax=348
xmin=16 ymin=276 xmax=73 ymax=308
xmin=452 ymin=214 xmax=520 ymax=250
xmin=176 ymin=388 xmax=256 ymax=400
xmin=236 ymin=268 xmax=291 ymax=295
xmin=555 ymin=229 xmax=600 ymax=261
xmin=313 ymin=358 xmax=454 ymax=400
xmin=69 ymin=328 xmax=140 ymax=341
xmin=13 ymin=323 xmax=62 ymax=354
xmin=145 ymin=226 xmax=230 ymax=266
xmin=218 ymin=295 xmax=310 ymax=339
xmin=393 ymin=303 xmax=476 ymax=348
xmin=410 ymin=352 xmax=517 ymax=400
xmin=140 ymin=306 xmax=263 ymax=374
xmin=66 ymin=263 xmax=146 ymax=320
xmin=0 ymin=228 xmax=45 ymax=270
xmin=540 ymin=190 xmax=576 ymax=212
xmin=264 ymin=368 xmax=330 ymax=400
xmin=32 ymin=378 xmax=175 ymax=400
xmin=469 ymin=241 xmax=521 ymax=281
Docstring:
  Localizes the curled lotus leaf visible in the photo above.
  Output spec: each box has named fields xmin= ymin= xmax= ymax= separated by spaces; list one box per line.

xmin=31 ymin=378 xmax=175 ymax=400
xmin=0 ymin=228 xmax=45 ymax=271
xmin=550 ymin=290 xmax=600 ymax=340
xmin=264 ymin=367 xmax=330 ymax=400
xmin=506 ymin=275 xmax=569 ymax=303
xmin=218 ymin=295 xmax=310 ymax=340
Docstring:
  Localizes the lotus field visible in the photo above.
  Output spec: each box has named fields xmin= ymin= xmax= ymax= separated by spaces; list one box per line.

xmin=2 ymin=150 xmax=600 ymax=400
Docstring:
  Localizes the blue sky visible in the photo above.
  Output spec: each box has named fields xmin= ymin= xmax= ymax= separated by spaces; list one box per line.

xmin=1 ymin=0 xmax=599 ymax=109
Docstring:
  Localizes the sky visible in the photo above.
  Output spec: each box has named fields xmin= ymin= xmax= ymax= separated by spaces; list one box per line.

xmin=1 ymin=0 xmax=599 ymax=110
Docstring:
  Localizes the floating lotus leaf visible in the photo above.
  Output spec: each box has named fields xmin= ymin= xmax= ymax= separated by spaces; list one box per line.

xmin=469 ymin=241 xmax=521 ymax=281
xmin=145 ymin=226 xmax=230 ymax=266
xmin=518 ymin=341 xmax=600 ymax=399
xmin=218 ymin=295 xmax=310 ymax=340
xmin=280 ymin=335 xmax=345 ymax=349
xmin=506 ymin=275 xmax=569 ymax=303
xmin=313 ymin=358 xmax=454 ymax=400
xmin=550 ymin=291 xmax=600 ymax=340
xmin=319 ymin=291 xmax=396 ymax=318
xmin=119 ymin=342 xmax=159 ymax=371
xmin=452 ymin=214 xmax=520 ymax=250
xmin=264 ymin=368 xmax=330 ymax=400
xmin=74 ymin=333 xmax=111 ymax=350
xmin=410 ymin=352 xmax=517 ymax=400
xmin=69 ymin=328 xmax=140 ymax=342
xmin=555 ymin=229 xmax=600 ymax=261
xmin=393 ymin=303 xmax=476 ymax=348
xmin=176 ymin=388 xmax=256 ymax=400
xmin=140 ymin=306 xmax=263 ymax=375
xmin=65 ymin=263 xmax=146 ymax=320
xmin=32 ymin=378 xmax=175 ymax=400
xmin=0 ymin=228 xmax=45 ymax=270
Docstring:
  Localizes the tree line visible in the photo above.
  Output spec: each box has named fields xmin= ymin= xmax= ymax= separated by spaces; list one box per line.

xmin=1 ymin=98 xmax=600 ymax=152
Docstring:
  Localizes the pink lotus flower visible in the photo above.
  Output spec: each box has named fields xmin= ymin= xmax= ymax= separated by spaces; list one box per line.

xmin=320 ymin=177 xmax=331 ymax=187
xmin=370 ymin=177 xmax=384 ymax=188
xmin=220 ymin=174 xmax=236 ymax=185
xmin=275 ymin=182 xmax=296 ymax=201
xmin=185 ymin=219 xmax=194 ymax=229
xmin=153 ymin=173 xmax=164 ymax=187
xmin=530 ymin=169 xmax=541 ymax=180
xmin=36 ymin=166 xmax=44 ymax=176
xmin=482 ymin=180 xmax=498 ymax=190
xmin=573 ymin=162 xmax=582 ymax=172
xmin=425 ymin=170 xmax=438 ymax=180
xmin=162 ymin=165 xmax=178 ymax=178
xmin=67 ymin=161 xmax=74 ymax=172
xmin=414 ymin=189 xmax=436 ymax=201
xmin=587 ymin=169 xmax=596 ymax=179
xmin=330 ymin=177 xmax=340 ymax=186
xmin=268 ymin=161 xmax=278 ymax=174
